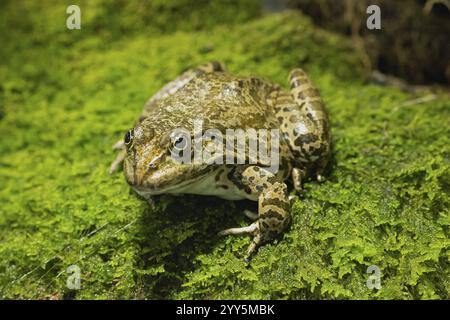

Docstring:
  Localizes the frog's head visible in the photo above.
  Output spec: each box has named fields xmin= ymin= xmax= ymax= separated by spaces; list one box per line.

xmin=122 ymin=119 xmax=211 ymax=195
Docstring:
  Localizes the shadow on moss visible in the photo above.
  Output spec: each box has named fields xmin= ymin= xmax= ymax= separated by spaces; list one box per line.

xmin=135 ymin=195 xmax=256 ymax=298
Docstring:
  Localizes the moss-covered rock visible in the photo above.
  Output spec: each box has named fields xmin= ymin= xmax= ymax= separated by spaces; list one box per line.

xmin=0 ymin=1 xmax=448 ymax=299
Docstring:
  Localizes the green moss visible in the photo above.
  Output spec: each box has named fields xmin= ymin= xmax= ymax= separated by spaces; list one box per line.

xmin=0 ymin=1 xmax=448 ymax=299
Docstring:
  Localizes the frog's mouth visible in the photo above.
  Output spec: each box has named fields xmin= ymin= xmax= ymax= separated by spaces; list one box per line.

xmin=131 ymin=176 xmax=196 ymax=195
xmin=129 ymin=165 xmax=215 ymax=197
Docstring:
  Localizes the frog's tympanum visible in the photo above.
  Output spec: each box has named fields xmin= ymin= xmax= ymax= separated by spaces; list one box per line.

xmin=110 ymin=62 xmax=331 ymax=260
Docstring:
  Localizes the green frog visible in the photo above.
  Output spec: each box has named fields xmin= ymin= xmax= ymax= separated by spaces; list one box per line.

xmin=110 ymin=62 xmax=331 ymax=260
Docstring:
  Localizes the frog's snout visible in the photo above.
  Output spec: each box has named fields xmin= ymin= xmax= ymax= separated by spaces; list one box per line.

xmin=128 ymin=149 xmax=168 ymax=189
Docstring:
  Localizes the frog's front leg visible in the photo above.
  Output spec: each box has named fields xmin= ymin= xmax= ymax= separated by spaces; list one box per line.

xmin=219 ymin=166 xmax=291 ymax=260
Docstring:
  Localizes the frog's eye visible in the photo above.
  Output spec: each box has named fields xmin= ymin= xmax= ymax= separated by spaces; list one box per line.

xmin=124 ymin=129 xmax=134 ymax=146
xmin=172 ymin=136 xmax=187 ymax=151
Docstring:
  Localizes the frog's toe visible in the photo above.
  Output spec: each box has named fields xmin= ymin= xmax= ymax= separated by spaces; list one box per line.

xmin=243 ymin=210 xmax=258 ymax=220
xmin=244 ymin=233 xmax=264 ymax=261
xmin=288 ymin=194 xmax=298 ymax=204
xmin=317 ymin=174 xmax=325 ymax=182
xmin=291 ymin=167 xmax=305 ymax=193
xmin=218 ymin=221 xmax=258 ymax=236
xmin=218 ymin=221 xmax=262 ymax=261
xmin=112 ymin=139 xmax=125 ymax=150
xmin=109 ymin=149 xmax=126 ymax=174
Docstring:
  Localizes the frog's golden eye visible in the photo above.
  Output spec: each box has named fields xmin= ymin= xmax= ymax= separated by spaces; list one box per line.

xmin=124 ymin=129 xmax=134 ymax=147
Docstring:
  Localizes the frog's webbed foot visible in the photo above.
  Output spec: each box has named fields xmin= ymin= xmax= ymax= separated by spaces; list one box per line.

xmin=218 ymin=166 xmax=291 ymax=261
xmin=218 ymin=222 xmax=260 ymax=261
xmin=109 ymin=139 xmax=126 ymax=174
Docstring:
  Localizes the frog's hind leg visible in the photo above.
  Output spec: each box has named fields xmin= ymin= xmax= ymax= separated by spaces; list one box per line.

xmin=289 ymin=69 xmax=330 ymax=181
xmin=274 ymin=69 xmax=330 ymax=187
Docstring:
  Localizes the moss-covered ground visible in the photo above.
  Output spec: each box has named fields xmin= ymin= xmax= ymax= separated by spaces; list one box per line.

xmin=0 ymin=1 xmax=448 ymax=299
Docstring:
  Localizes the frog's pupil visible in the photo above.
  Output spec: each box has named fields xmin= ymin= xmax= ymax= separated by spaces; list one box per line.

xmin=175 ymin=137 xmax=186 ymax=149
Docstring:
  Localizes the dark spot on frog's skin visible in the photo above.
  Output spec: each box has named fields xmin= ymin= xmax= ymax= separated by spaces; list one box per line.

xmin=227 ymin=167 xmax=236 ymax=180
xmin=245 ymin=186 xmax=252 ymax=194
xmin=262 ymin=221 xmax=270 ymax=229
xmin=277 ymin=116 xmax=284 ymax=123
xmin=253 ymin=167 xmax=260 ymax=172
xmin=306 ymin=112 xmax=314 ymax=121
xmin=311 ymin=144 xmax=327 ymax=157
xmin=282 ymin=107 xmax=291 ymax=112
xmin=238 ymin=80 xmax=244 ymax=88
xmin=289 ymin=115 xmax=299 ymax=123
xmin=294 ymin=133 xmax=318 ymax=146
xmin=297 ymin=92 xmax=305 ymax=100
xmin=261 ymin=209 xmax=285 ymax=221
xmin=219 ymin=185 xmax=229 ymax=189
xmin=266 ymin=175 xmax=278 ymax=184
xmin=262 ymin=197 xmax=284 ymax=207
xmin=228 ymin=167 xmax=247 ymax=190
xmin=250 ymin=77 xmax=261 ymax=85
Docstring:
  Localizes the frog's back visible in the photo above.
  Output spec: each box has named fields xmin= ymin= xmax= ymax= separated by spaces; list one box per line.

xmin=148 ymin=72 xmax=279 ymax=132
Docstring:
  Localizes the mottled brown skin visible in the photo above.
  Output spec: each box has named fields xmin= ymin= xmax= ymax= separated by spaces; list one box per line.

xmin=110 ymin=62 xmax=331 ymax=260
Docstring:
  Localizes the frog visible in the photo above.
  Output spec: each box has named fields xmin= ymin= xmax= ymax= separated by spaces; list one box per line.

xmin=110 ymin=62 xmax=331 ymax=260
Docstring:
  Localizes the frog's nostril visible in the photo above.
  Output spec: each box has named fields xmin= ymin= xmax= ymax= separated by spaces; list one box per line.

xmin=147 ymin=152 xmax=164 ymax=170
xmin=148 ymin=159 xmax=158 ymax=170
